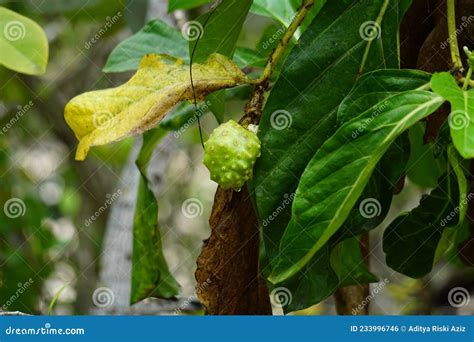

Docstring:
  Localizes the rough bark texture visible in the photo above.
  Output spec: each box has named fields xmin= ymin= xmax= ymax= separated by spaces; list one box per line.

xmin=195 ymin=187 xmax=272 ymax=315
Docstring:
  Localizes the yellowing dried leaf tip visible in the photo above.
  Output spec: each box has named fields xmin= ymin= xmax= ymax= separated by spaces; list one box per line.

xmin=65 ymin=53 xmax=250 ymax=160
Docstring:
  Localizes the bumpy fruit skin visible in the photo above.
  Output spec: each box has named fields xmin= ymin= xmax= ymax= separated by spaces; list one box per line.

xmin=203 ymin=120 xmax=261 ymax=190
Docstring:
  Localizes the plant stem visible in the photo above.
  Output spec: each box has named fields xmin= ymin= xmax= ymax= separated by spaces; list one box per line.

xmin=462 ymin=67 xmax=472 ymax=90
xmin=242 ymin=0 xmax=315 ymax=126
xmin=257 ymin=0 xmax=315 ymax=85
xmin=447 ymin=0 xmax=463 ymax=70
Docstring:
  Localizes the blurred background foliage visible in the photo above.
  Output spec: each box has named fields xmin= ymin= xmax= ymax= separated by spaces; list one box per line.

xmin=0 ymin=0 xmax=472 ymax=315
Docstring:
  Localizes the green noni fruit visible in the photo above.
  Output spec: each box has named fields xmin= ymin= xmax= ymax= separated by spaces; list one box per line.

xmin=203 ymin=120 xmax=261 ymax=190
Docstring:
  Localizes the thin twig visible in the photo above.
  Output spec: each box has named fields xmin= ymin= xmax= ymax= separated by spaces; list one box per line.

xmin=447 ymin=0 xmax=463 ymax=70
xmin=241 ymin=0 xmax=316 ymax=127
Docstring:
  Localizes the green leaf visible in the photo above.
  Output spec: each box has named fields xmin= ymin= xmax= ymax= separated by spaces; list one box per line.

xmin=251 ymin=0 xmax=297 ymax=27
xmin=338 ymin=69 xmax=431 ymax=124
xmin=383 ymin=171 xmax=459 ymax=278
xmin=279 ymin=236 xmax=376 ymax=313
xmin=253 ymin=0 xmax=408 ymax=274
xmin=330 ymin=237 xmax=378 ymax=287
xmin=168 ymin=0 xmax=211 ymax=12
xmin=190 ymin=0 xmax=252 ymax=122
xmin=270 ymin=91 xmax=444 ymax=283
xmin=431 ymin=72 xmax=474 ymax=158
xmin=251 ymin=0 xmax=326 ymax=37
xmin=447 ymin=145 xmax=469 ymax=224
xmin=406 ymin=122 xmax=446 ymax=188
xmin=0 ymin=7 xmax=48 ymax=75
xmin=131 ymin=128 xmax=180 ymax=303
xmin=103 ymin=18 xmax=260 ymax=73
xmin=103 ymin=19 xmax=189 ymax=73
xmin=337 ymin=69 xmax=427 ymax=238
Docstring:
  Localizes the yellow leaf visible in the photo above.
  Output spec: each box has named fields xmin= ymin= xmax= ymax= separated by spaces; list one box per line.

xmin=65 ymin=53 xmax=250 ymax=160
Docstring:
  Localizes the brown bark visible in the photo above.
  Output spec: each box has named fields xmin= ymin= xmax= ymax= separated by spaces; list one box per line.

xmin=195 ymin=187 xmax=272 ymax=314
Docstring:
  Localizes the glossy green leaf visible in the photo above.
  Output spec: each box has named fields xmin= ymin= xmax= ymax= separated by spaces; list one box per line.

xmin=383 ymin=171 xmax=459 ymax=278
xmin=0 ymin=7 xmax=48 ymax=75
xmin=431 ymin=72 xmax=474 ymax=158
xmin=168 ymin=0 xmax=211 ymax=12
xmin=270 ymin=91 xmax=444 ymax=283
xmin=253 ymin=0 xmax=408 ymax=275
xmin=406 ymin=123 xmax=446 ymax=188
xmin=190 ymin=0 xmax=252 ymax=122
xmin=131 ymin=128 xmax=180 ymax=303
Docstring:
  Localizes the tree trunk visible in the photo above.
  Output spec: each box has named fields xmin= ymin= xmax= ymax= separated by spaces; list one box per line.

xmin=195 ymin=187 xmax=272 ymax=315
